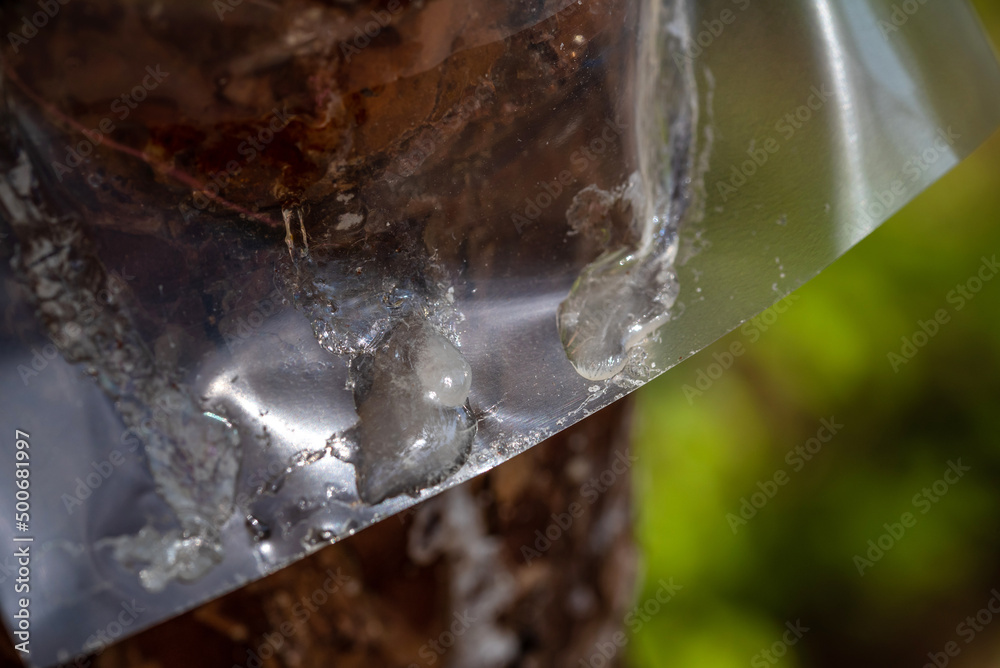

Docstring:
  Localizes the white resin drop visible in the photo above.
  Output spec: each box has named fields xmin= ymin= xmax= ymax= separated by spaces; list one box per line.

xmin=415 ymin=328 xmax=472 ymax=407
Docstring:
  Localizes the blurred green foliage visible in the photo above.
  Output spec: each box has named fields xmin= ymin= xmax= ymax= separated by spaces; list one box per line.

xmin=630 ymin=4 xmax=1000 ymax=667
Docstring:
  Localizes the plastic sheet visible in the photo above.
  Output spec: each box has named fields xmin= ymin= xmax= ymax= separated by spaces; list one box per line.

xmin=0 ymin=0 xmax=998 ymax=664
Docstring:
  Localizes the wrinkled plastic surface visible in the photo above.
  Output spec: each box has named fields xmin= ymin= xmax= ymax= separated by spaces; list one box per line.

xmin=0 ymin=0 xmax=999 ymax=664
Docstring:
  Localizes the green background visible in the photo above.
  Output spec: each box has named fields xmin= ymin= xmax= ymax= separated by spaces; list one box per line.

xmin=631 ymin=2 xmax=1000 ymax=666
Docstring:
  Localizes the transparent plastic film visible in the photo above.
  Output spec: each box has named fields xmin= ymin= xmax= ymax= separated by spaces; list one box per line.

xmin=0 ymin=0 xmax=998 ymax=665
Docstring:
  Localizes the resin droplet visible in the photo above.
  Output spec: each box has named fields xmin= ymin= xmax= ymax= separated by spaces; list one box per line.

xmin=415 ymin=328 xmax=472 ymax=407
xmin=350 ymin=319 xmax=476 ymax=504
xmin=557 ymin=174 xmax=680 ymax=381
xmin=558 ymin=248 xmax=678 ymax=380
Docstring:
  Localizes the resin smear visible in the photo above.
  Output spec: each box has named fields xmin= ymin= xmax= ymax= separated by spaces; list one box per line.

xmin=280 ymin=217 xmax=475 ymax=505
xmin=557 ymin=173 xmax=681 ymax=381
xmin=556 ymin=0 xmax=699 ymax=383
xmin=3 ymin=152 xmax=241 ymax=592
